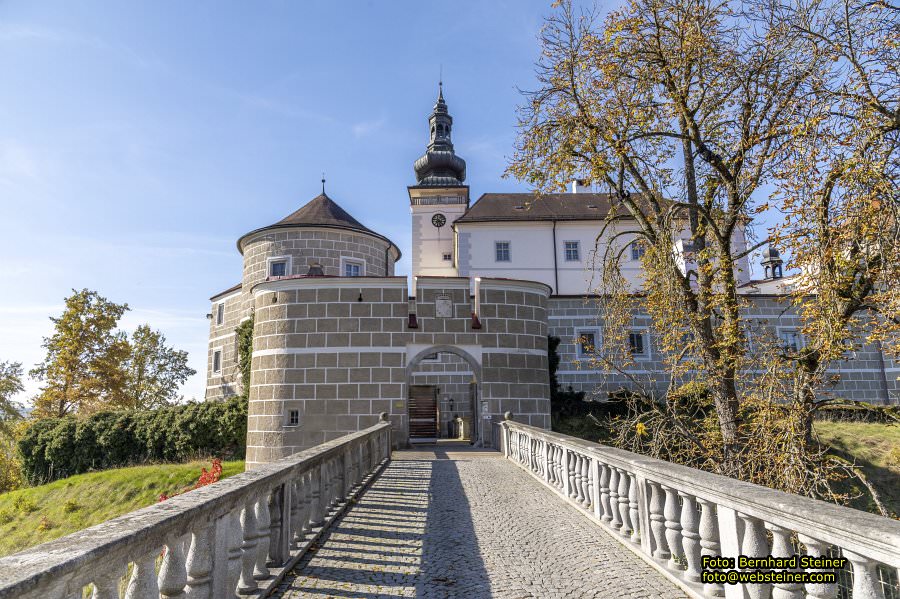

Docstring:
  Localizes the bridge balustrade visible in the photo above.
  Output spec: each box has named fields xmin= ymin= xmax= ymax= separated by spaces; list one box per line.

xmin=500 ymin=419 xmax=900 ymax=599
xmin=0 ymin=418 xmax=392 ymax=599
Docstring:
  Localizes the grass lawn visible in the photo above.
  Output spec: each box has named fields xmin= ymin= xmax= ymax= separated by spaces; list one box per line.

xmin=0 ymin=460 xmax=244 ymax=557
xmin=814 ymin=420 xmax=900 ymax=517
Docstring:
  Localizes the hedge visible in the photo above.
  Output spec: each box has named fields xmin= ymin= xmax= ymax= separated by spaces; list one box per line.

xmin=17 ymin=397 xmax=248 ymax=485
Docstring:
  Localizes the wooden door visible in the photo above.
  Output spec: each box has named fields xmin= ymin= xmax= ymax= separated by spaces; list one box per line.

xmin=408 ymin=385 xmax=438 ymax=439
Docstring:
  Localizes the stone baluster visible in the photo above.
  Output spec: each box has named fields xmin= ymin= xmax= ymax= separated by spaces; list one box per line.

xmin=599 ymin=463 xmax=612 ymax=524
xmin=738 ymin=513 xmax=771 ymax=599
xmin=300 ymin=471 xmax=313 ymax=535
xmin=310 ymin=464 xmax=324 ymax=528
xmin=556 ymin=446 xmax=564 ymax=490
xmin=267 ymin=488 xmax=283 ymax=567
xmin=289 ymin=479 xmax=302 ymax=545
xmin=548 ymin=444 xmax=556 ymax=486
xmin=796 ymin=535 xmax=837 ymax=599
xmin=628 ymin=473 xmax=640 ymax=543
xmin=531 ymin=438 xmax=538 ymax=473
xmin=617 ymin=468 xmax=631 ymax=537
xmin=125 ymin=552 xmax=160 ymax=599
xmin=226 ymin=509 xmax=243 ymax=598
xmin=572 ymin=453 xmax=584 ymax=503
xmin=91 ymin=567 xmax=123 ymax=599
xmin=253 ymin=493 xmax=271 ymax=581
xmin=678 ymin=492 xmax=701 ymax=582
xmin=766 ymin=524 xmax=803 ymax=599
xmin=697 ymin=498 xmax=724 ymax=597
xmin=608 ymin=467 xmax=622 ymax=530
xmin=843 ymin=550 xmax=886 ymax=599
xmin=159 ymin=536 xmax=188 ymax=598
xmin=185 ymin=525 xmax=213 ymax=599
xmin=662 ymin=486 xmax=683 ymax=571
xmin=581 ymin=456 xmax=594 ymax=509
xmin=648 ymin=482 xmax=670 ymax=560
xmin=237 ymin=500 xmax=259 ymax=594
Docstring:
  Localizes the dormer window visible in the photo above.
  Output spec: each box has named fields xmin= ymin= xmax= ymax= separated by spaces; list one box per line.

xmin=267 ymin=256 xmax=291 ymax=278
xmin=341 ymin=257 xmax=365 ymax=277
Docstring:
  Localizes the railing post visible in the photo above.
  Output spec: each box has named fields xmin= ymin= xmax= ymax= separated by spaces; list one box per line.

xmin=738 ymin=513 xmax=771 ymax=599
xmin=591 ymin=457 xmax=602 ymax=520
xmin=91 ymin=568 xmax=122 ymax=599
xmin=697 ymin=498 xmax=724 ymax=598
xmin=796 ymin=535 xmax=837 ymax=599
xmin=125 ymin=552 xmax=159 ymax=599
xmin=648 ymin=481 xmax=669 ymax=560
xmin=278 ymin=482 xmax=292 ymax=563
xmin=562 ymin=447 xmax=571 ymax=498
xmin=599 ymin=463 xmax=611 ymax=524
xmin=679 ymin=492 xmax=701 ymax=583
xmin=225 ymin=509 xmax=243 ymax=598
xmin=237 ymin=500 xmax=258 ymax=594
xmin=608 ymin=467 xmax=621 ymax=530
xmin=253 ymin=493 xmax=271 ymax=581
xmin=662 ymin=485 xmax=682 ymax=571
xmin=767 ymin=523 xmax=803 ymax=599
xmin=185 ymin=524 xmax=213 ymax=599
xmin=844 ymin=549 xmax=887 ymax=599
xmin=159 ymin=536 xmax=188 ymax=598
xmin=617 ymin=468 xmax=632 ymax=537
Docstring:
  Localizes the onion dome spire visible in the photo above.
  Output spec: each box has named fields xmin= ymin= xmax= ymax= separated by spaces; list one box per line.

xmin=413 ymin=82 xmax=466 ymax=186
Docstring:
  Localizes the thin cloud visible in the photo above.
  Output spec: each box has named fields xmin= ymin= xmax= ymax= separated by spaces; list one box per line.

xmin=352 ymin=117 xmax=387 ymax=138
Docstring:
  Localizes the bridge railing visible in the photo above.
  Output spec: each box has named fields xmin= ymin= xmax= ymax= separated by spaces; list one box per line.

xmin=0 ymin=417 xmax=392 ymax=599
xmin=500 ymin=419 xmax=900 ymax=599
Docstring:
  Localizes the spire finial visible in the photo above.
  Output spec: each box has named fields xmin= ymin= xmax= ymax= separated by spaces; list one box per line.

xmin=321 ymin=172 xmax=326 ymax=194
xmin=438 ymin=65 xmax=444 ymax=103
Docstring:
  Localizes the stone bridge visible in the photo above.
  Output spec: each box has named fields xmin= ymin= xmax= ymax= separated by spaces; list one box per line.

xmin=0 ymin=418 xmax=898 ymax=599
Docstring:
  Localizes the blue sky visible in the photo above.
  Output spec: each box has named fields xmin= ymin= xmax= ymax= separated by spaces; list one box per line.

xmin=0 ymin=1 xmax=562 ymax=402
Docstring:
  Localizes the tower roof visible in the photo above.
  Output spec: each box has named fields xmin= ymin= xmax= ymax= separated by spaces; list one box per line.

xmin=413 ymin=84 xmax=466 ymax=187
xmin=237 ymin=191 xmax=400 ymax=257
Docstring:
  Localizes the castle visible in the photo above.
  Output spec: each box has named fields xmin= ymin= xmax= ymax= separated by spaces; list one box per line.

xmin=205 ymin=86 xmax=898 ymax=468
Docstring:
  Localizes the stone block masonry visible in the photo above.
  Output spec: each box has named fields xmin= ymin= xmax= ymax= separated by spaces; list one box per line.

xmin=245 ymin=276 xmax=552 ymax=468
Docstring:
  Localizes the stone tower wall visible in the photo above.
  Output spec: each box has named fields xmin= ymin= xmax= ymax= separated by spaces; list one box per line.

xmin=245 ymin=276 xmax=551 ymax=468
xmin=241 ymin=227 xmax=397 ymax=290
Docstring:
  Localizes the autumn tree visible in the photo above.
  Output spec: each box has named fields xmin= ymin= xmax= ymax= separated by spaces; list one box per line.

xmin=771 ymin=0 xmax=899 ymax=438
xmin=0 ymin=361 xmax=24 ymax=441
xmin=30 ymin=289 xmax=130 ymax=417
xmin=508 ymin=0 xmax=818 ymax=474
xmin=121 ymin=324 xmax=196 ymax=410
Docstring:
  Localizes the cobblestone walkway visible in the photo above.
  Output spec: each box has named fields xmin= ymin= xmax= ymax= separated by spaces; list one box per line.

xmin=274 ymin=446 xmax=684 ymax=598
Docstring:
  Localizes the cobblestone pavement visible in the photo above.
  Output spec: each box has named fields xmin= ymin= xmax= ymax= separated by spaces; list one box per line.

xmin=274 ymin=446 xmax=684 ymax=598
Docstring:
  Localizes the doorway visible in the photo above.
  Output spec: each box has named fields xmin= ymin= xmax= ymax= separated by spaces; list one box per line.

xmin=408 ymin=385 xmax=438 ymax=441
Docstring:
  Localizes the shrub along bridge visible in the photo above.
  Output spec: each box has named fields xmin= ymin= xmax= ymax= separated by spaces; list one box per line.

xmin=0 ymin=415 xmax=897 ymax=599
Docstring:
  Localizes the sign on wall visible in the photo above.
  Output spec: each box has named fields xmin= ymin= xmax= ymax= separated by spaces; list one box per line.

xmin=435 ymin=294 xmax=452 ymax=318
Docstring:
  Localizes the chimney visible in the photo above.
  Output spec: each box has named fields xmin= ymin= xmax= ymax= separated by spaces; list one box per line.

xmin=570 ymin=179 xmax=591 ymax=193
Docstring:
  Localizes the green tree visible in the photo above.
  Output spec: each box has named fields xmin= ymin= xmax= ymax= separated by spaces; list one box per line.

xmin=0 ymin=361 xmax=24 ymax=439
xmin=235 ymin=313 xmax=254 ymax=397
xmin=30 ymin=289 xmax=130 ymax=418
xmin=121 ymin=325 xmax=197 ymax=410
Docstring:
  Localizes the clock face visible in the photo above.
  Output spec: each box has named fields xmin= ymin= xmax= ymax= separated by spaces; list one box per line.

xmin=432 ymin=213 xmax=447 ymax=228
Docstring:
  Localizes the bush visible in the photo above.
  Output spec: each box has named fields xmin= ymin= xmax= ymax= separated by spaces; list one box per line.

xmin=17 ymin=397 xmax=248 ymax=485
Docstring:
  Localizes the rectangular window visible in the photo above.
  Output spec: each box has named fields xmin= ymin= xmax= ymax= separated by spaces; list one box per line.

xmin=287 ymin=409 xmax=300 ymax=426
xmin=344 ymin=261 xmax=362 ymax=277
xmin=495 ymin=241 xmax=511 ymax=262
xmin=422 ymin=352 xmax=440 ymax=362
xmin=564 ymin=241 xmax=580 ymax=261
xmin=216 ymin=303 xmax=224 ymax=326
xmin=629 ymin=331 xmax=646 ymax=356
xmin=269 ymin=260 xmax=287 ymax=277
xmin=779 ymin=328 xmax=804 ymax=353
xmin=442 ymin=252 xmax=453 ymax=261
xmin=212 ymin=350 xmax=222 ymax=374
xmin=576 ymin=330 xmax=598 ymax=356
xmin=630 ymin=241 xmax=646 ymax=261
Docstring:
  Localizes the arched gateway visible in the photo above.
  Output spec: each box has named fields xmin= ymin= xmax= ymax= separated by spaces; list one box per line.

xmin=244 ymin=276 xmax=552 ymax=468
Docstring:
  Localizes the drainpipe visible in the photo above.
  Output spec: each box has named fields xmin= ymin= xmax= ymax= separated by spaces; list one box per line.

xmin=551 ymin=220 xmax=559 ymax=294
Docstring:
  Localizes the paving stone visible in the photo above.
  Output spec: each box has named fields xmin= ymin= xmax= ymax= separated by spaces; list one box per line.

xmin=273 ymin=447 xmax=684 ymax=598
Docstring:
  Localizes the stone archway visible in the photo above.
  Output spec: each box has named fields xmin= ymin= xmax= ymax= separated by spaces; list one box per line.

xmin=405 ymin=345 xmax=483 ymax=446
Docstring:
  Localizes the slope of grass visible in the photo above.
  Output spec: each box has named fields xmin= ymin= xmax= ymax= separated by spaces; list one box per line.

xmin=814 ymin=421 xmax=900 ymax=517
xmin=0 ymin=460 xmax=244 ymax=557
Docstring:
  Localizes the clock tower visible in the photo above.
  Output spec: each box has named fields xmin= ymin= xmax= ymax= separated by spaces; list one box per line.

xmin=409 ymin=83 xmax=469 ymax=278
